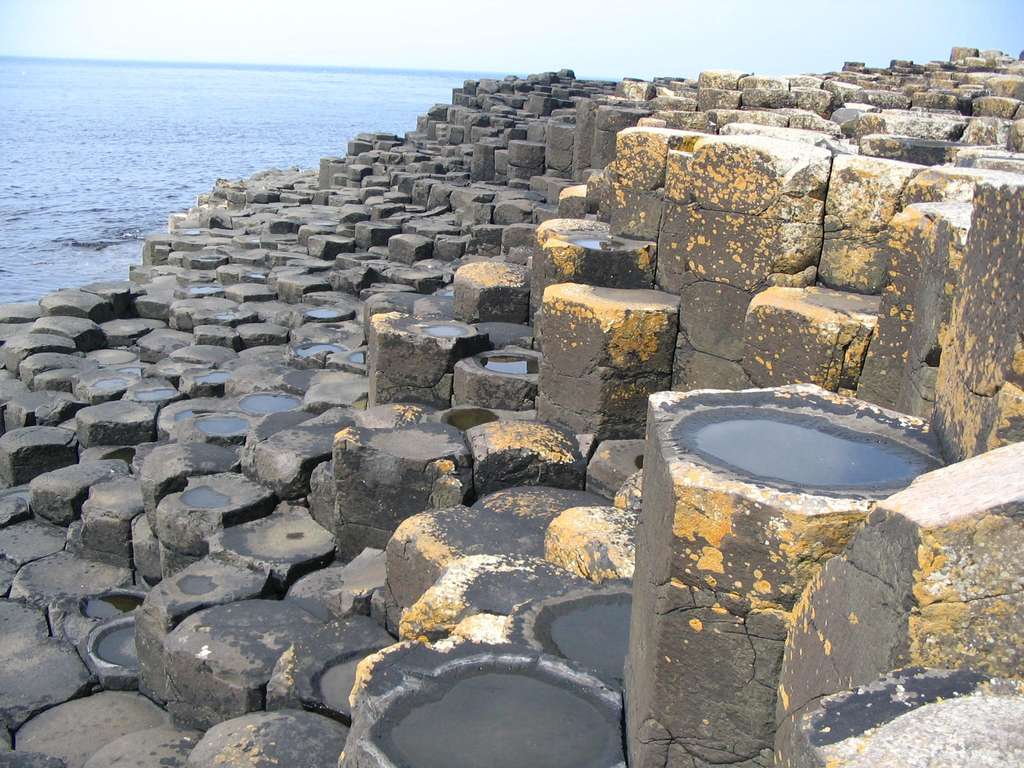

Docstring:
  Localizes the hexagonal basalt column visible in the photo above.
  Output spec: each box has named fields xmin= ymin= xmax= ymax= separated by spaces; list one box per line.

xmin=776 ymin=441 xmax=1024 ymax=762
xmin=537 ymin=284 xmax=677 ymax=439
xmin=152 ymin=472 xmax=276 ymax=576
xmin=367 ymin=313 xmax=489 ymax=408
xmin=743 ymin=286 xmax=880 ymax=393
xmin=342 ymin=641 xmax=626 ymax=768
xmin=531 ymin=219 xmax=656 ymax=317
xmin=452 ymin=262 xmax=530 ymax=324
xmin=453 ymin=349 xmax=541 ymax=411
xmin=464 ymin=420 xmax=585 ymax=496
xmin=626 ymin=384 xmax=941 ymax=768
xmin=385 ymin=486 xmax=607 ymax=617
xmin=332 ymin=423 xmax=472 ymax=558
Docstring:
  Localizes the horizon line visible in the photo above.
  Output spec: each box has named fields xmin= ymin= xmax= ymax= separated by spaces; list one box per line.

xmin=0 ymin=53 xmax=614 ymax=81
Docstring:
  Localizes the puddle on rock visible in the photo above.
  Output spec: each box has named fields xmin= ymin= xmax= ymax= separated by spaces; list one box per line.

xmin=196 ymin=415 xmax=249 ymax=436
xmin=482 ymin=355 xmax=537 ymax=375
xmin=537 ymin=594 xmax=632 ymax=685
xmin=444 ymin=408 xmax=499 ymax=431
xmin=382 ymin=671 xmax=618 ymax=768
xmin=678 ymin=408 xmax=936 ymax=490
xmin=420 ymin=323 xmax=470 ymax=339
xmin=239 ymin=393 xmax=301 ymax=415
xmin=181 ymin=486 xmax=231 ymax=509
xmin=319 ymin=658 xmax=361 ymax=715
xmin=94 ymin=625 xmax=137 ymax=668
xmin=83 ymin=594 xmax=143 ymax=619
xmin=177 ymin=574 xmax=216 ymax=595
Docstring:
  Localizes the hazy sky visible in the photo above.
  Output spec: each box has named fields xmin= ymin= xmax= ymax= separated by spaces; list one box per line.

xmin=1 ymin=0 xmax=1022 ymax=80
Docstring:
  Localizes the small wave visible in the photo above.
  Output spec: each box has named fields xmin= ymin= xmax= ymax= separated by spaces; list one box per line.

xmin=54 ymin=228 xmax=145 ymax=250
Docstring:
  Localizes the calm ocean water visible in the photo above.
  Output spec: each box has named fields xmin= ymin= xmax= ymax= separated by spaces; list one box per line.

xmin=0 ymin=57 xmax=484 ymax=303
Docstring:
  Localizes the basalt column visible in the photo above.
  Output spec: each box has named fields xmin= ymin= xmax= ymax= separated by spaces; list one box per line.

xmin=536 ymin=283 xmax=677 ymax=440
xmin=658 ymin=135 xmax=832 ymax=392
xmin=932 ymin=175 xmax=1024 ymax=460
xmin=625 ymin=384 xmax=940 ymax=768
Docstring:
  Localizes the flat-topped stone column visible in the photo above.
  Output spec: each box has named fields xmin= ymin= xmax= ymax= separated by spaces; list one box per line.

xmin=367 ymin=313 xmax=489 ymax=408
xmin=626 ymin=384 xmax=940 ymax=768
xmin=537 ymin=283 xmax=677 ymax=439
xmin=531 ymin=219 xmax=656 ymax=317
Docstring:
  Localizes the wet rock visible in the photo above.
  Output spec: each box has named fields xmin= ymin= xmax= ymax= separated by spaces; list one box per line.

xmin=162 ymin=599 xmax=322 ymax=728
xmin=210 ymin=506 xmax=335 ymax=590
xmin=14 ymin=692 xmax=168 ymax=768
xmin=331 ymin=423 xmax=471 ymax=558
xmin=342 ymin=640 xmax=624 ymax=768
xmin=266 ymin=615 xmax=393 ymax=721
xmin=186 ymin=711 xmax=347 ymax=768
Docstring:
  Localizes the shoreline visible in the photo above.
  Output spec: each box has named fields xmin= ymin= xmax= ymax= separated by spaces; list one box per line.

xmin=1 ymin=45 xmax=1024 ymax=766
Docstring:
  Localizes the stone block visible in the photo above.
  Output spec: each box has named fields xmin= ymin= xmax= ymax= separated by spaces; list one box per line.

xmin=857 ymin=202 xmax=971 ymax=416
xmin=818 ymin=154 xmax=925 ymax=293
xmin=537 ymin=283 xmax=677 ymax=439
xmin=367 ymin=314 xmax=489 ymax=408
xmin=452 ymin=262 xmax=530 ymax=324
xmin=465 ymin=420 xmax=585 ymax=495
xmin=780 ymin=669 xmax=1024 ymax=768
xmin=531 ymin=219 xmax=656 ymax=315
xmin=743 ymin=286 xmax=880 ymax=392
xmin=932 ymin=175 xmax=1024 ymax=460
xmin=331 ymin=422 xmax=471 ymax=557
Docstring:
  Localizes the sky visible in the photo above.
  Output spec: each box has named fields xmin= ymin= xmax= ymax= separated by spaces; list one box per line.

xmin=1 ymin=0 xmax=1022 ymax=80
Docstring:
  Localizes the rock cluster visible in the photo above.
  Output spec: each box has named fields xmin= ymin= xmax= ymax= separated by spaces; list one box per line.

xmin=1 ymin=44 xmax=1024 ymax=766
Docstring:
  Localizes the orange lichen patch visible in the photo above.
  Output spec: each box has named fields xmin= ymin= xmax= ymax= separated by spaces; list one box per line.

xmin=470 ymin=421 xmax=579 ymax=465
xmin=544 ymin=505 xmax=636 ymax=583
xmin=454 ymin=261 xmax=528 ymax=289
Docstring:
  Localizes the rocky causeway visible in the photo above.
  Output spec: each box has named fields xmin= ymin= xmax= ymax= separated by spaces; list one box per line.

xmin=1 ymin=44 xmax=1024 ymax=767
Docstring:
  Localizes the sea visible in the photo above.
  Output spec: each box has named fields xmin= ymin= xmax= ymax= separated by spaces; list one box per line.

xmin=0 ymin=57 xmax=486 ymax=303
